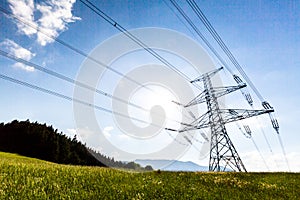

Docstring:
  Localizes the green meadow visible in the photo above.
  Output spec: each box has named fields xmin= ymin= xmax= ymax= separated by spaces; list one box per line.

xmin=0 ymin=152 xmax=299 ymax=199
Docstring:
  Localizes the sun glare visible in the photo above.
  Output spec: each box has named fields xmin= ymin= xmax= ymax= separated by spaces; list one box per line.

xmin=128 ymin=83 xmax=183 ymax=130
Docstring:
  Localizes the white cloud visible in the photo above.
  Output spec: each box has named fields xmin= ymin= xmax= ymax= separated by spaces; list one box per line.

xmin=13 ymin=62 xmax=35 ymax=72
xmin=66 ymin=128 xmax=77 ymax=136
xmin=118 ymin=134 xmax=130 ymax=140
xmin=103 ymin=126 xmax=113 ymax=138
xmin=75 ymin=127 xmax=95 ymax=141
xmin=36 ymin=0 xmax=81 ymax=46
xmin=0 ymin=39 xmax=35 ymax=60
xmin=7 ymin=0 xmax=37 ymax=35
xmin=65 ymin=128 xmax=90 ymax=143
xmin=0 ymin=39 xmax=35 ymax=72
xmin=242 ymin=151 xmax=300 ymax=172
xmin=7 ymin=0 xmax=80 ymax=46
xmin=102 ymin=127 xmax=130 ymax=140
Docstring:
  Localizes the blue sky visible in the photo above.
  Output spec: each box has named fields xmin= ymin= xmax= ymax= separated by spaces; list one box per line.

xmin=0 ymin=0 xmax=299 ymax=172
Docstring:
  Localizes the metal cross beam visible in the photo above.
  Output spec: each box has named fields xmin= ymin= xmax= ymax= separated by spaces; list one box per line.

xmin=185 ymin=84 xmax=247 ymax=107
xmin=178 ymin=108 xmax=273 ymax=132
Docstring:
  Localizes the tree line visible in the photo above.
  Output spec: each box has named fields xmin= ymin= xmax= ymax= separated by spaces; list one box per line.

xmin=0 ymin=120 xmax=152 ymax=170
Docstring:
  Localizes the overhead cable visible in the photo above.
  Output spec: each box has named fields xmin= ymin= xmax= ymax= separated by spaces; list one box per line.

xmin=0 ymin=6 xmax=152 ymax=93
xmin=186 ymin=0 xmax=264 ymax=101
xmin=0 ymin=73 xmax=164 ymax=128
xmin=78 ymin=0 xmax=203 ymax=91
xmin=169 ymin=0 xmax=234 ymax=74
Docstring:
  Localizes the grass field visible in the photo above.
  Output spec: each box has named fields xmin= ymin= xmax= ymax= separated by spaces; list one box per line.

xmin=0 ymin=152 xmax=299 ymax=199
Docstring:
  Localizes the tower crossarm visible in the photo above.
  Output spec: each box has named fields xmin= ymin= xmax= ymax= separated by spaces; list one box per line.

xmin=178 ymin=111 xmax=210 ymax=132
xmin=184 ymin=90 xmax=207 ymax=107
xmin=177 ymin=108 xmax=274 ymax=132
xmin=191 ymin=67 xmax=223 ymax=83
xmin=185 ymin=83 xmax=247 ymax=107
xmin=165 ymin=111 xmax=210 ymax=132
xmin=220 ymin=108 xmax=274 ymax=124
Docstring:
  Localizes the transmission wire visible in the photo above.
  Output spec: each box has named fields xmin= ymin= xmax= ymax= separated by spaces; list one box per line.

xmin=0 ymin=70 xmax=194 ymax=148
xmin=1 ymin=49 xmax=194 ymax=127
xmin=169 ymin=0 xmax=234 ymax=75
xmin=0 ymin=6 xmax=198 ymax=149
xmin=0 ymin=6 xmax=152 ymax=93
xmin=187 ymin=0 xmax=264 ymax=101
xmin=0 ymin=73 xmax=161 ymax=127
xmin=169 ymin=0 xmax=280 ymax=170
xmin=78 ymin=0 xmax=203 ymax=91
xmin=250 ymin=137 xmax=270 ymax=171
xmin=162 ymin=0 xmax=199 ymax=41
xmin=0 ymin=5 xmax=195 ymax=124
xmin=0 ymin=50 xmax=145 ymax=110
xmin=277 ymin=134 xmax=291 ymax=171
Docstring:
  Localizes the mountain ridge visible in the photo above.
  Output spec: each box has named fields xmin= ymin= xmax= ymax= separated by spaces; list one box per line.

xmin=135 ymin=159 xmax=208 ymax=171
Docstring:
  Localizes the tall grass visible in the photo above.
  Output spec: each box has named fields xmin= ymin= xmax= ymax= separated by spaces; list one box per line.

xmin=0 ymin=152 xmax=299 ymax=199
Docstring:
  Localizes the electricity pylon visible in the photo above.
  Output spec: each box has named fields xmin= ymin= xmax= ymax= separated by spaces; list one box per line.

xmin=166 ymin=67 xmax=274 ymax=172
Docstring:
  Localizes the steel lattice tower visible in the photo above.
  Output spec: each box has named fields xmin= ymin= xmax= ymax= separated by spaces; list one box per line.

xmin=202 ymin=71 xmax=246 ymax=171
xmin=166 ymin=67 xmax=274 ymax=172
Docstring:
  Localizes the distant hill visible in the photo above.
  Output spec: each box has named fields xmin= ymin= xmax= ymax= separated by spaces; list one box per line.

xmin=135 ymin=159 xmax=208 ymax=172
xmin=0 ymin=120 xmax=148 ymax=170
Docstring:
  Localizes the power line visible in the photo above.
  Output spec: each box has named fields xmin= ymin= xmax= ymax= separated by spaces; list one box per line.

xmin=186 ymin=131 xmax=206 ymax=144
xmin=78 ymin=0 xmax=203 ymax=91
xmin=0 ymin=72 xmax=164 ymax=128
xmin=0 ymin=49 xmax=146 ymax=110
xmin=167 ymin=0 xmax=267 ymax=147
xmin=169 ymin=0 xmax=253 ymax=109
xmin=169 ymin=0 xmax=288 ymax=171
xmin=0 ymin=49 xmax=191 ymax=126
xmin=165 ymin=0 xmax=256 ymax=109
xmin=186 ymin=0 xmax=290 ymax=170
xmin=1 ymin=5 xmax=201 ymax=148
xmin=186 ymin=0 xmax=286 ymax=130
xmin=0 ymin=48 xmax=199 ymax=148
xmin=166 ymin=130 xmax=206 ymax=154
xmin=0 ymin=71 xmax=202 ymax=150
xmin=250 ymin=137 xmax=270 ymax=171
xmin=186 ymin=0 xmax=264 ymax=102
xmin=3 ymin=1 xmax=284 ymax=170
xmin=0 ymin=5 xmax=195 ymax=122
xmin=169 ymin=0 xmax=234 ymax=75
xmin=235 ymin=122 xmax=269 ymax=170
xmin=169 ymin=0 xmax=255 ymax=109
xmin=0 ymin=6 xmax=152 ymax=93
xmin=165 ymin=130 xmax=189 ymax=146
xmin=277 ymin=134 xmax=291 ymax=171
xmin=162 ymin=0 xmax=199 ymax=42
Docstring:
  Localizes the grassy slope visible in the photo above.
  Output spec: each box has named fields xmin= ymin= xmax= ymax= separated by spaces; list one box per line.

xmin=0 ymin=152 xmax=299 ymax=199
